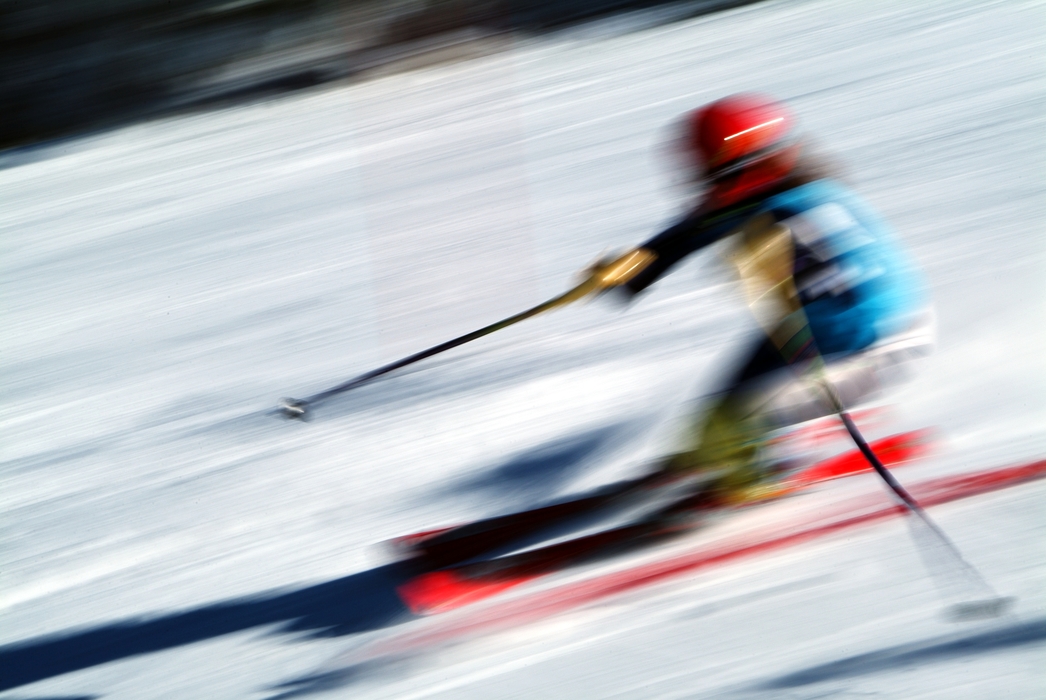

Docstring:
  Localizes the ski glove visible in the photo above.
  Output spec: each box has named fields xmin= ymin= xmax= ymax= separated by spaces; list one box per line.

xmin=582 ymin=248 xmax=658 ymax=292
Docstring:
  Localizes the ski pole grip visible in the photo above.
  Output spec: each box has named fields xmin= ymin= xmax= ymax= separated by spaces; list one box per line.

xmin=589 ymin=248 xmax=658 ymax=289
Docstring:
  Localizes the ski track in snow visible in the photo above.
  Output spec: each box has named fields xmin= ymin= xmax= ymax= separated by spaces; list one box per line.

xmin=1 ymin=0 xmax=1044 ymax=697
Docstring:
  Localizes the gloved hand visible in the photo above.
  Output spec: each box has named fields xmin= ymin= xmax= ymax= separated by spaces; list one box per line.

xmin=580 ymin=248 xmax=657 ymax=293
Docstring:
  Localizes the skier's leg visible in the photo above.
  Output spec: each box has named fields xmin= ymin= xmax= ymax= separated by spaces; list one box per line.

xmin=658 ymin=314 xmax=934 ymax=502
xmin=658 ymin=335 xmax=787 ymax=500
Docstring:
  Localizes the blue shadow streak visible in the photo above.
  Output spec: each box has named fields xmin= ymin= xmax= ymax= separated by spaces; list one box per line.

xmin=437 ymin=420 xmax=647 ymax=508
xmin=763 ymin=617 xmax=1046 ymax=689
xmin=0 ymin=423 xmax=647 ymax=693
xmin=0 ymin=563 xmax=415 ymax=692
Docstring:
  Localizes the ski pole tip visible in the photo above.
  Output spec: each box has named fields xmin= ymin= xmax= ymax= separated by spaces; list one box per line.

xmin=279 ymin=398 xmax=311 ymax=420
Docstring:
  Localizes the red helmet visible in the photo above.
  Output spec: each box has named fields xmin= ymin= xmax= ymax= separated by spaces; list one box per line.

xmin=685 ymin=94 xmax=801 ymax=205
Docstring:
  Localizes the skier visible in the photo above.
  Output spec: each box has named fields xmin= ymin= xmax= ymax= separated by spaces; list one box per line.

xmin=581 ymin=93 xmax=934 ymax=505
xmin=395 ymin=93 xmax=936 ymax=583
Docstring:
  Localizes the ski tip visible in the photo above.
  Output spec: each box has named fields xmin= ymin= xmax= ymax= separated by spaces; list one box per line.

xmin=279 ymin=398 xmax=311 ymax=420
xmin=397 ymin=570 xmax=476 ymax=615
xmin=946 ymin=596 xmax=1015 ymax=622
xmin=397 ymin=569 xmax=528 ymax=616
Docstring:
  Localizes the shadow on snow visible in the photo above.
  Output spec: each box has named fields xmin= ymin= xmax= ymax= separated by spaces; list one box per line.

xmin=0 ymin=563 xmax=413 ymax=693
xmin=761 ymin=616 xmax=1046 ymax=689
xmin=434 ymin=420 xmax=649 ymax=508
xmin=0 ymin=426 xmax=636 ymax=693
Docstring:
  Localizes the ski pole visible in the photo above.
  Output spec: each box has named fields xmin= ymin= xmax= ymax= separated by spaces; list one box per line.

xmin=279 ymin=276 xmax=602 ymax=419
xmin=731 ymin=217 xmax=1011 ymax=619
xmin=808 ymin=358 xmax=1010 ymax=619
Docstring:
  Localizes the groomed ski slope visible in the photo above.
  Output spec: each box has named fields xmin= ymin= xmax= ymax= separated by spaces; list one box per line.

xmin=1 ymin=0 xmax=1044 ymax=698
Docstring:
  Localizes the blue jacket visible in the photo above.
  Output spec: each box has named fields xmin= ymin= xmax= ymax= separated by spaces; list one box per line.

xmin=625 ymin=179 xmax=928 ymax=355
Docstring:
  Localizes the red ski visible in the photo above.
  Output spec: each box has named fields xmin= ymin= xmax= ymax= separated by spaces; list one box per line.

xmin=396 ymin=429 xmax=935 ymax=615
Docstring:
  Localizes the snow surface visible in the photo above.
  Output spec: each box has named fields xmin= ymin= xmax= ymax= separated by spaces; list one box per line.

xmin=2 ymin=0 xmax=1044 ymax=697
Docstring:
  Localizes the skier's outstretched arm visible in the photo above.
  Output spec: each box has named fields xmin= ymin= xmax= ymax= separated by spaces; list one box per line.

xmin=581 ymin=210 xmax=744 ymax=299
